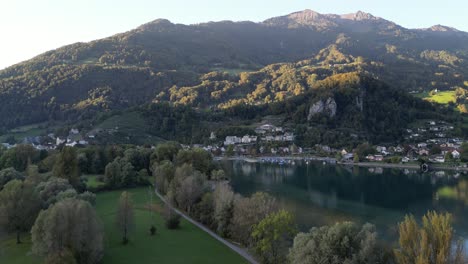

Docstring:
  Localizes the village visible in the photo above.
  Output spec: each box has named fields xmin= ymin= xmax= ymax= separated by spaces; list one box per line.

xmin=1 ymin=120 xmax=467 ymax=167
xmin=197 ymin=120 xmax=467 ymax=166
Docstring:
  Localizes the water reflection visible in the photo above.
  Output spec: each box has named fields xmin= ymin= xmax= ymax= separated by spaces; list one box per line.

xmin=220 ymin=160 xmax=468 ymax=241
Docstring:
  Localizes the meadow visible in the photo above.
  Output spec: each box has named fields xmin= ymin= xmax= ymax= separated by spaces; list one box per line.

xmin=0 ymin=187 xmax=247 ymax=264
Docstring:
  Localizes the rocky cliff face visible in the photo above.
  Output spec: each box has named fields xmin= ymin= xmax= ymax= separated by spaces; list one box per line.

xmin=308 ymin=97 xmax=337 ymax=120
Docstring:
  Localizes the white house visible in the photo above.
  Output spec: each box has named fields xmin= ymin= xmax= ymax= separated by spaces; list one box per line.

xmin=432 ymin=155 xmax=445 ymax=163
xmin=56 ymin=137 xmax=66 ymax=145
xmin=224 ymin=136 xmax=242 ymax=145
xmin=284 ymin=132 xmax=295 ymax=141
xmin=417 ymin=143 xmax=427 ymax=148
xmin=376 ymin=146 xmax=387 ymax=153
xmin=209 ymin=132 xmax=217 ymax=140
xmin=452 ymin=150 xmax=461 ymax=159
xmin=241 ymin=135 xmax=257 ymax=144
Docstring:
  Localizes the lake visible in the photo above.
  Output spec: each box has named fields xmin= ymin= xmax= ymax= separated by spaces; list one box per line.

xmin=220 ymin=159 xmax=468 ymax=241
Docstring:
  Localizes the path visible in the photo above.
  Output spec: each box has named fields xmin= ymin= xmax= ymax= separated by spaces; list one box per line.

xmin=154 ymin=188 xmax=259 ymax=264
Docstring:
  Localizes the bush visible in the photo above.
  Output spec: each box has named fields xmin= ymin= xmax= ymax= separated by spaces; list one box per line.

xmin=164 ymin=207 xmax=181 ymax=229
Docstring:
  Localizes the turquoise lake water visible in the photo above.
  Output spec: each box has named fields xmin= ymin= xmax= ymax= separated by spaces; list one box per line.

xmin=220 ymin=160 xmax=468 ymax=241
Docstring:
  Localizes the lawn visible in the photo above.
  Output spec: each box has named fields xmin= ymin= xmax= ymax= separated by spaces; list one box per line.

xmin=97 ymin=188 xmax=247 ymax=264
xmin=0 ymin=235 xmax=39 ymax=264
xmin=84 ymin=174 xmax=106 ymax=189
xmin=0 ymin=187 xmax=247 ymax=264
xmin=424 ymin=91 xmax=457 ymax=104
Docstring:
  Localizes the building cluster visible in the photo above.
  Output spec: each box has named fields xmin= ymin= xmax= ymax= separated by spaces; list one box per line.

xmin=2 ymin=128 xmax=93 ymax=151
xmin=405 ymin=120 xmax=454 ymax=140
xmin=223 ymin=124 xmax=295 ymax=147
xmin=358 ymin=139 xmax=462 ymax=164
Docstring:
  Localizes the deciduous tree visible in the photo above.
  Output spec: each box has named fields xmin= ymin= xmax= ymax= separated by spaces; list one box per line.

xmin=289 ymin=222 xmax=388 ymax=264
xmin=394 ymin=211 xmax=465 ymax=264
xmin=116 ymin=191 xmax=135 ymax=244
xmin=31 ymin=198 xmax=103 ymax=264
xmin=251 ymin=210 xmax=297 ymax=264
xmin=53 ymin=147 xmax=81 ymax=189
xmin=0 ymin=180 xmax=40 ymax=244
xmin=213 ymin=182 xmax=235 ymax=237
xmin=229 ymin=192 xmax=278 ymax=246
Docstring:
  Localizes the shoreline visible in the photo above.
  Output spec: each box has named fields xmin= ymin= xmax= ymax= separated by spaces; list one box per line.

xmin=214 ymin=155 xmax=468 ymax=172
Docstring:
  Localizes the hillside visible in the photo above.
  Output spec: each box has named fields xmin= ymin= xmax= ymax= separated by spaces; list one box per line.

xmin=0 ymin=10 xmax=468 ymax=130
xmin=71 ymin=72 xmax=463 ymax=147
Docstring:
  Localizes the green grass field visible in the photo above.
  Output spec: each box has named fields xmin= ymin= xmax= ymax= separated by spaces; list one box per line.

xmin=425 ymin=91 xmax=457 ymax=104
xmin=84 ymin=174 xmax=106 ymax=188
xmin=0 ymin=187 xmax=247 ymax=264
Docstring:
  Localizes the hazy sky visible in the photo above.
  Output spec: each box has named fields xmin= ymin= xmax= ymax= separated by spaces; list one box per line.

xmin=1 ymin=0 xmax=467 ymax=70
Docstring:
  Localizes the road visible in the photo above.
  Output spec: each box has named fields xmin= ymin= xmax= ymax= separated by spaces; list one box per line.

xmin=154 ymin=188 xmax=259 ymax=264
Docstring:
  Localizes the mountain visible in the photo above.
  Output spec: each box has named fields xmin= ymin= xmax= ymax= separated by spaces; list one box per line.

xmin=0 ymin=9 xmax=468 ymax=132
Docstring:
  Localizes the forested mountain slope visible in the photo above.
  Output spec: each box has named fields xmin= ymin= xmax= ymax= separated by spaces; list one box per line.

xmin=1 ymin=9 xmax=468 ymax=129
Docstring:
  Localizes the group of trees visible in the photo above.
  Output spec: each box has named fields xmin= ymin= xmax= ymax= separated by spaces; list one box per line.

xmin=287 ymin=211 xmax=465 ymax=264
xmin=0 ymin=164 xmax=102 ymax=264
xmin=103 ymin=147 xmax=153 ymax=189
xmin=151 ymin=143 xmax=298 ymax=263
xmin=1 ymin=140 xmax=467 ymax=264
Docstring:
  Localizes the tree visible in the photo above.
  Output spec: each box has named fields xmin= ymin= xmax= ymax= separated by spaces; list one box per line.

xmin=53 ymin=147 xmax=81 ymax=189
xmin=116 ymin=191 xmax=135 ymax=244
xmin=104 ymin=158 xmax=121 ymax=187
xmin=289 ymin=222 xmax=388 ymax=264
xmin=168 ymin=164 xmax=206 ymax=214
xmin=104 ymin=157 xmax=138 ymax=188
xmin=213 ymin=182 xmax=235 ymax=237
xmin=175 ymin=148 xmax=213 ymax=175
xmin=354 ymin=154 xmax=360 ymax=163
xmin=251 ymin=210 xmax=297 ymax=264
xmin=36 ymin=178 xmax=74 ymax=208
xmin=25 ymin=163 xmax=41 ymax=184
xmin=152 ymin=160 xmax=175 ymax=194
xmin=355 ymin=143 xmax=376 ymax=161
xmin=226 ymin=145 xmax=235 ymax=157
xmin=151 ymin=142 xmax=181 ymax=163
xmin=163 ymin=205 xmax=181 ymax=229
xmin=460 ymin=142 xmax=468 ymax=162
xmin=430 ymin=145 xmax=442 ymax=155
xmin=31 ymin=198 xmax=103 ymax=264
xmin=229 ymin=192 xmax=279 ymax=246
xmin=394 ymin=211 xmax=465 ymax=264
xmin=0 ymin=167 xmax=24 ymax=190
xmin=193 ymin=192 xmax=215 ymax=228
xmin=210 ymin=169 xmax=227 ymax=181
xmin=0 ymin=145 xmax=39 ymax=171
xmin=0 ymin=180 xmax=41 ymax=244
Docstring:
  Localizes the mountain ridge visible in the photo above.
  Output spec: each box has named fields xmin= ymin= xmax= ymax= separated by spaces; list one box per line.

xmin=0 ymin=9 xmax=467 ymax=131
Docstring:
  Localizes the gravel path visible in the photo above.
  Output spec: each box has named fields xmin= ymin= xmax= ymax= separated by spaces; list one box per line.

xmin=154 ymin=188 xmax=259 ymax=264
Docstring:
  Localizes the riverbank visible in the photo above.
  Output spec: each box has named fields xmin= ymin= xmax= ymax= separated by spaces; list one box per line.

xmin=215 ymin=156 xmax=468 ymax=172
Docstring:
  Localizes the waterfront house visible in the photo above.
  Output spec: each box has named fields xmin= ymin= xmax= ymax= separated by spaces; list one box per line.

xmin=430 ymin=155 xmax=445 ymax=163
xmin=224 ymin=136 xmax=242 ymax=145
xmin=418 ymin=148 xmax=429 ymax=156
xmin=374 ymin=155 xmax=384 ymax=162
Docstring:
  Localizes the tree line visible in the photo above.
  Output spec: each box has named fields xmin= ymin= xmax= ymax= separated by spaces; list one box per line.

xmin=0 ymin=142 xmax=467 ymax=263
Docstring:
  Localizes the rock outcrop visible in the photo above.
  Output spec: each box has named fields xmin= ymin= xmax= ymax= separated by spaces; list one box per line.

xmin=308 ymin=97 xmax=337 ymax=120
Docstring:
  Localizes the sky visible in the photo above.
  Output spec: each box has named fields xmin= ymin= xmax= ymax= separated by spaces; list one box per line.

xmin=1 ymin=0 xmax=467 ymax=70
